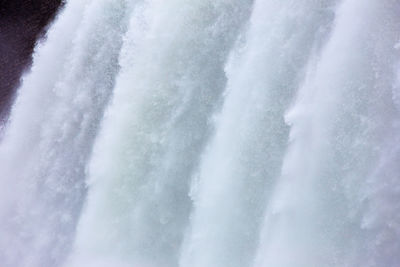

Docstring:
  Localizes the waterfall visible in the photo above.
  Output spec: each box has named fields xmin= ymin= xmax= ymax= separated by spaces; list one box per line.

xmin=0 ymin=0 xmax=129 ymax=265
xmin=254 ymin=0 xmax=400 ymax=266
xmin=1 ymin=0 xmax=400 ymax=267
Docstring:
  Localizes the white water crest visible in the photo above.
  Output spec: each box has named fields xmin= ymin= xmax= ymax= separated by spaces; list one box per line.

xmin=1 ymin=0 xmax=400 ymax=267
xmin=0 ymin=0 xmax=130 ymax=266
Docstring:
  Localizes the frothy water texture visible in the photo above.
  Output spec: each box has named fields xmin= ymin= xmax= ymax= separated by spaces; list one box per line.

xmin=1 ymin=0 xmax=400 ymax=266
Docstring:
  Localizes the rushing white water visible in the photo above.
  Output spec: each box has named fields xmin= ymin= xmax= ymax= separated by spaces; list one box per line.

xmin=67 ymin=1 xmax=253 ymax=266
xmin=1 ymin=0 xmax=400 ymax=267
xmin=0 ymin=0 xmax=129 ymax=266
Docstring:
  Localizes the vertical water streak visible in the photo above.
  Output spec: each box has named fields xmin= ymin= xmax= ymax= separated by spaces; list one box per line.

xmin=68 ymin=1 xmax=253 ymax=266
xmin=254 ymin=0 xmax=400 ymax=266
xmin=359 ymin=11 xmax=400 ymax=265
xmin=0 ymin=1 xmax=399 ymax=266
xmin=179 ymin=1 xmax=337 ymax=267
xmin=0 ymin=0 xmax=130 ymax=266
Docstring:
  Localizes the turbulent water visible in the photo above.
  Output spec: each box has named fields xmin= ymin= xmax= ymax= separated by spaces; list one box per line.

xmin=1 ymin=0 xmax=400 ymax=266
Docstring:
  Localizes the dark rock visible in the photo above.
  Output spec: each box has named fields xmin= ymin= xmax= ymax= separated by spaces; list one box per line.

xmin=0 ymin=0 xmax=63 ymax=118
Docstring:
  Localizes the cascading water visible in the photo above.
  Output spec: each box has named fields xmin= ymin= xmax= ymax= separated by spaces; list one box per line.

xmin=1 ymin=0 xmax=400 ymax=267
xmin=0 ymin=0 xmax=130 ymax=265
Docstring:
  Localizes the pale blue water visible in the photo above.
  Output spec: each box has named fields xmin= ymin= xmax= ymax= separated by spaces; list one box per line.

xmin=0 ymin=0 xmax=399 ymax=266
